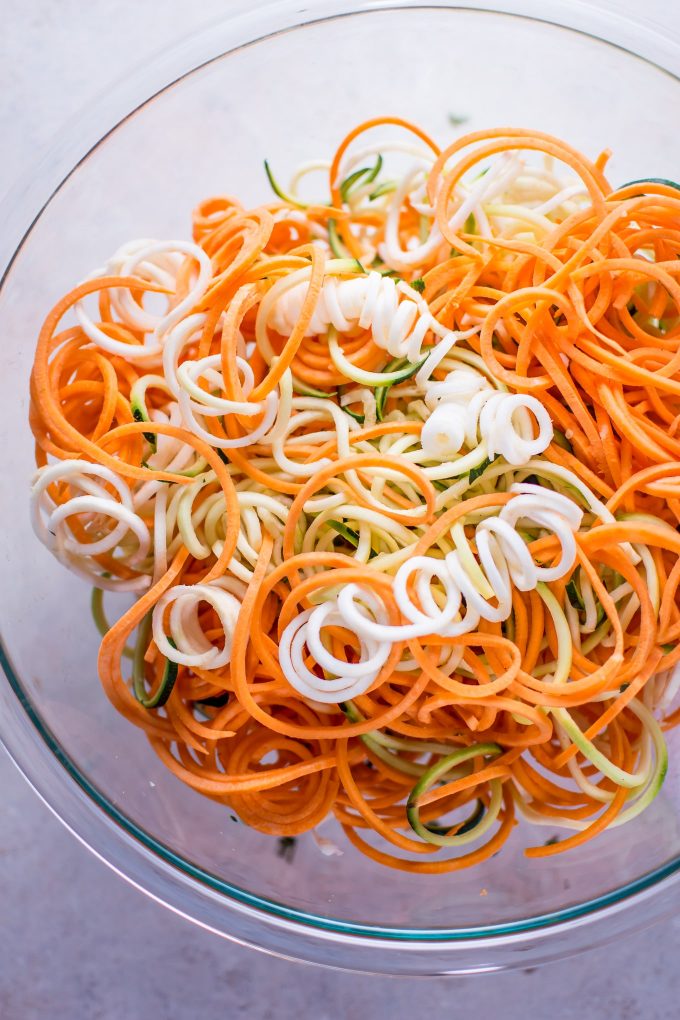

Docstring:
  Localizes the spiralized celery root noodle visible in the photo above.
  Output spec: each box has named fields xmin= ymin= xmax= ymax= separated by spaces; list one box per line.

xmin=28 ymin=118 xmax=680 ymax=871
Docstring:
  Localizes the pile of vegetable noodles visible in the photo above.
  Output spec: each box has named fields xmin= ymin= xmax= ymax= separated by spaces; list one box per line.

xmin=29 ymin=118 xmax=680 ymax=873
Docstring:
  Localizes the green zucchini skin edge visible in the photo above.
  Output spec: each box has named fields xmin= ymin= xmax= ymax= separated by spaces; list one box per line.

xmin=374 ymin=356 xmax=427 ymax=420
xmin=406 ymin=743 xmax=501 ymax=845
xmin=327 ymin=520 xmax=360 ymax=547
xmin=130 ymin=402 xmax=157 ymax=450
xmin=618 ymin=177 xmax=680 ymax=194
xmin=133 ymin=614 xmax=179 ymax=709
xmin=340 ymin=155 xmax=383 ymax=202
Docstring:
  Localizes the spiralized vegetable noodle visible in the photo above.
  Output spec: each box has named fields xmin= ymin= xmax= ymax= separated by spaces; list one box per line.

xmin=28 ymin=119 xmax=680 ymax=871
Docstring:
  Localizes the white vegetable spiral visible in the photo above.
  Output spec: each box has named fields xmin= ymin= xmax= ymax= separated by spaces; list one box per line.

xmin=279 ymin=590 xmax=391 ymax=703
xmin=268 ymin=270 xmax=447 ymax=363
xmin=279 ymin=484 xmax=582 ymax=701
xmin=30 ymin=460 xmax=151 ymax=591
xmin=76 ymin=239 xmax=213 ymax=363
xmin=422 ymin=367 xmax=553 ymax=466
xmin=162 ymin=312 xmax=281 ymax=450
xmin=152 ymin=577 xmax=245 ymax=668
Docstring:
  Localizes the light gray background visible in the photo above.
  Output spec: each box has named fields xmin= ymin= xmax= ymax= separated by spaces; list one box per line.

xmin=1 ymin=2 xmax=679 ymax=1017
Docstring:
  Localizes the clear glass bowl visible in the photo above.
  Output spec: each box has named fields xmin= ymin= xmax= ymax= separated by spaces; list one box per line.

xmin=2 ymin=0 xmax=680 ymax=975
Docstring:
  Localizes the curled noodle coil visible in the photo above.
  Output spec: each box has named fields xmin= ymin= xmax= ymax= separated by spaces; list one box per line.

xmin=76 ymin=240 xmax=212 ymax=363
xmin=422 ymin=368 xmax=553 ymax=465
xmin=269 ymin=270 xmax=448 ymax=362
xmin=28 ymin=118 xmax=680 ymax=872
xmin=31 ymin=460 xmax=151 ymax=591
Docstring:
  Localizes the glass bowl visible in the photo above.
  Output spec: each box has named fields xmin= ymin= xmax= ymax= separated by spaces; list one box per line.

xmin=2 ymin=0 xmax=680 ymax=975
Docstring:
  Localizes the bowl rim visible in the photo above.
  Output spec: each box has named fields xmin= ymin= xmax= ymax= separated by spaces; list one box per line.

xmin=3 ymin=0 xmax=680 ymax=972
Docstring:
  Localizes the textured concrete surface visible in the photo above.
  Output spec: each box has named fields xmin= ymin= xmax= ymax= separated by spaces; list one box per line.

xmin=2 ymin=2 xmax=680 ymax=1017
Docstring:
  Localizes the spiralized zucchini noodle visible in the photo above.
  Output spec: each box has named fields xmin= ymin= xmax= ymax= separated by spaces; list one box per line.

xmin=28 ymin=118 xmax=680 ymax=872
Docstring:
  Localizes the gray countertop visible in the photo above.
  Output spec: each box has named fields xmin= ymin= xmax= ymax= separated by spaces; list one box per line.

xmin=2 ymin=2 xmax=680 ymax=1016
